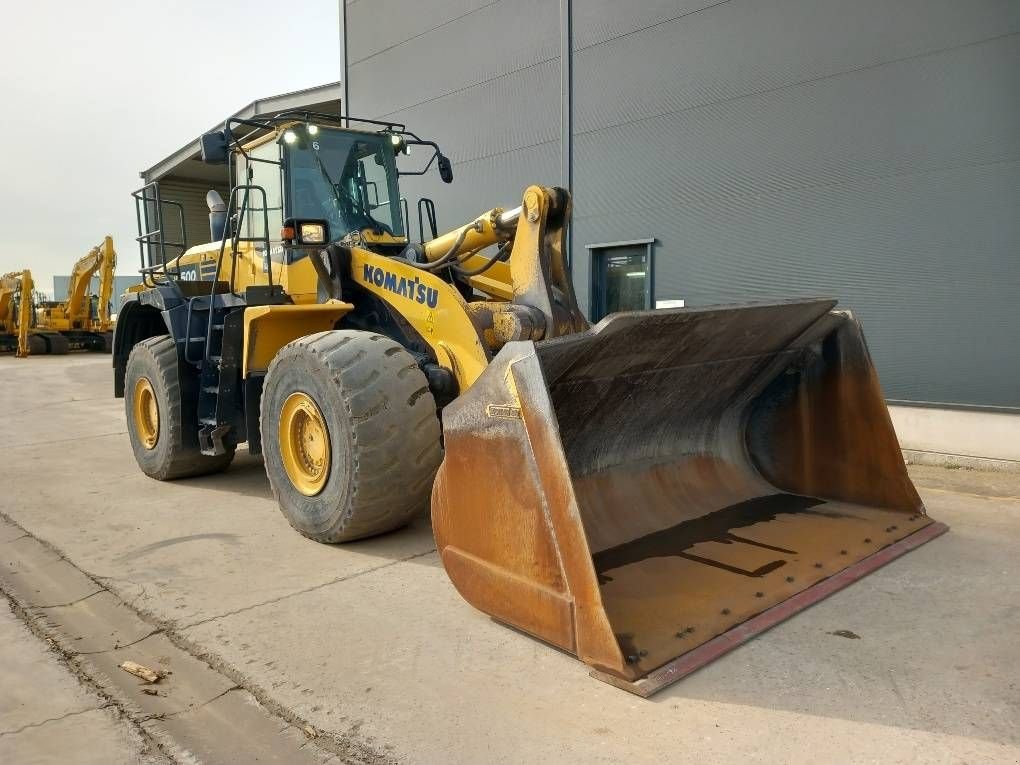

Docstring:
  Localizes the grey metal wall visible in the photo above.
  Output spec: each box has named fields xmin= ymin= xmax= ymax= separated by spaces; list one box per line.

xmin=156 ymin=181 xmax=232 ymax=253
xmin=344 ymin=0 xmax=1020 ymax=409
xmin=346 ymin=0 xmax=562 ymax=232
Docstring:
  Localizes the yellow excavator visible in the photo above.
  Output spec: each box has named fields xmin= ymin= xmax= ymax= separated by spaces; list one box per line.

xmin=35 ymin=236 xmax=117 ymax=353
xmin=114 ymin=113 xmax=946 ymax=695
xmin=0 ymin=270 xmax=36 ymax=357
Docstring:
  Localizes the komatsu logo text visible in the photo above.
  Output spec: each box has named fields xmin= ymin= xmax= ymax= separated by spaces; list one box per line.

xmin=362 ymin=265 xmax=439 ymax=308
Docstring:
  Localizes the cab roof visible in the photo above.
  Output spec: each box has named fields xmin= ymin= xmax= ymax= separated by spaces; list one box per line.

xmin=140 ymin=82 xmax=343 ymax=186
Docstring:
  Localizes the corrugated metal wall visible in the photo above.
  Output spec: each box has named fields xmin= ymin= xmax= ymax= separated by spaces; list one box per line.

xmin=345 ymin=0 xmax=1020 ymax=409
xmin=346 ymin=0 xmax=562 ymax=233
xmin=154 ymin=181 xmax=231 ymax=253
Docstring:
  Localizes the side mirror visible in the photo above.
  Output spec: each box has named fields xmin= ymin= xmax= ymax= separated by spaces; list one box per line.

xmin=200 ymin=130 xmax=229 ymax=164
xmin=437 ymin=153 xmax=454 ymax=184
xmin=282 ymin=219 xmax=330 ymax=247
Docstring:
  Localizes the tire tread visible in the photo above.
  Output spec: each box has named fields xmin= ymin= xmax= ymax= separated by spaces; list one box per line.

xmin=262 ymin=330 xmax=442 ymax=543
xmin=125 ymin=336 xmax=235 ymax=480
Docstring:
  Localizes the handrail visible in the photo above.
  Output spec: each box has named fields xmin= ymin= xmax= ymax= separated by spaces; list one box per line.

xmin=204 ymin=183 xmax=271 ymax=363
xmin=418 ymin=198 xmax=438 ymax=243
xmin=131 ymin=182 xmax=188 ymax=287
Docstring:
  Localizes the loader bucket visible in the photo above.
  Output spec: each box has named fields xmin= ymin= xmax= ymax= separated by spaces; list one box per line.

xmin=432 ymin=298 xmax=946 ymax=695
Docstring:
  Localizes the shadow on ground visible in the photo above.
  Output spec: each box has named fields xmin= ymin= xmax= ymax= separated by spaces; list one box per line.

xmin=174 ymin=451 xmax=274 ymax=500
xmin=163 ymin=450 xmax=443 ymax=570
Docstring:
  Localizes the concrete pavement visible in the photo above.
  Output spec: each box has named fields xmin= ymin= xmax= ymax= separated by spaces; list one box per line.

xmin=0 ymin=599 xmax=163 ymax=764
xmin=1 ymin=353 xmax=1018 ymax=763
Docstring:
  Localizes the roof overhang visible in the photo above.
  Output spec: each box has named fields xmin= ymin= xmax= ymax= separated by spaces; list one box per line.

xmin=141 ymin=82 xmax=343 ymax=185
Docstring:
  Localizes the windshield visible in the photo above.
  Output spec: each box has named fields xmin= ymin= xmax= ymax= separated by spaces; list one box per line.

xmin=284 ymin=127 xmax=405 ymax=241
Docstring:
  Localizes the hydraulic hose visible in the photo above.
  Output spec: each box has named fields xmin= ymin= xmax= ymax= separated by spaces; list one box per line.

xmin=416 ymin=221 xmax=484 ymax=271
xmin=452 ymin=241 xmax=511 ymax=277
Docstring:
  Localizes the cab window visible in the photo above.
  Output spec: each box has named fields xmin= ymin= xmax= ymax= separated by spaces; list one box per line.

xmin=284 ymin=128 xmax=405 ymax=241
xmin=235 ymin=139 xmax=284 ymax=242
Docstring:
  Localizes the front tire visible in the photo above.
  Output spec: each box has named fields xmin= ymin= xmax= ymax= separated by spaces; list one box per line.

xmin=125 ymin=336 xmax=235 ymax=480
xmin=261 ymin=330 xmax=443 ymax=543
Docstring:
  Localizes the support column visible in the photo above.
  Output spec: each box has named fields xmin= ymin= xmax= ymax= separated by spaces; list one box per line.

xmin=339 ymin=0 xmax=349 ymax=124
xmin=560 ymin=0 xmax=573 ymax=269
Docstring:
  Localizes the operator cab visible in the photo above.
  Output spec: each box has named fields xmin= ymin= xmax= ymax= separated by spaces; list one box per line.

xmin=199 ymin=114 xmax=453 ymax=259
xmin=131 ymin=112 xmax=453 ymax=295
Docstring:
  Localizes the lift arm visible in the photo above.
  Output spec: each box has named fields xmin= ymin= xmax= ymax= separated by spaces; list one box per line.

xmin=349 ymin=186 xmax=587 ymax=393
xmin=422 ymin=186 xmax=587 ymax=340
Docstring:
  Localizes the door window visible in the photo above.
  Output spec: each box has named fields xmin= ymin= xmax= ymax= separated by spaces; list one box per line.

xmin=589 ymin=241 xmax=654 ymax=321
xmin=237 ymin=139 xmax=284 ymax=242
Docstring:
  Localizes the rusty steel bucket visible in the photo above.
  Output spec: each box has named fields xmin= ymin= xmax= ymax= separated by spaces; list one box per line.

xmin=431 ymin=298 xmax=946 ymax=695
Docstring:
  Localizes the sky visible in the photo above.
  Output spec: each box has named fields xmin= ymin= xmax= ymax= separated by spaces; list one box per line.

xmin=0 ymin=0 xmax=340 ymax=294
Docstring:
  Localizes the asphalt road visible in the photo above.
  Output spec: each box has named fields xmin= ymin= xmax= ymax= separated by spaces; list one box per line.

xmin=1 ymin=353 xmax=1017 ymax=763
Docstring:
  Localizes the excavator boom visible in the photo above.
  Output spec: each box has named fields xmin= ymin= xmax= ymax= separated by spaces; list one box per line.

xmin=0 ymin=270 xmax=35 ymax=357
xmin=33 ymin=236 xmax=117 ymax=352
xmin=64 ymin=245 xmax=104 ymax=321
xmin=95 ymin=236 xmax=117 ymax=331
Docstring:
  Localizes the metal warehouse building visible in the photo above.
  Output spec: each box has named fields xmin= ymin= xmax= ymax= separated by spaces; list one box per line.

xmin=140 ymin=84 xmax=344 ymax=245
xmin=132 ymin=3 xmax=1017 ymax=465
xmin=337 ymin=0 xmax=1019 ymax=464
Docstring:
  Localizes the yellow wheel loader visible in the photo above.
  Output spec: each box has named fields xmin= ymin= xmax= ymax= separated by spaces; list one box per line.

xmin=114 ymin=113 xmax=945 ymax=695
xmin=35 ymin=236 xmax=117 ymax=353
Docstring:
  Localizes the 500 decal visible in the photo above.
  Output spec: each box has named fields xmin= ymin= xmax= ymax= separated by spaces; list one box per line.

xmin=362 ymin=265 xmax=439 ymax=308
xmin=177 ymin=261 xmax=217 ymax=281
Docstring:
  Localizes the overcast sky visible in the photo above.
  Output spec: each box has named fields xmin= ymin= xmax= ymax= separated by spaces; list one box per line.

xmin=0 ymin=1 xmax=339 ymax=293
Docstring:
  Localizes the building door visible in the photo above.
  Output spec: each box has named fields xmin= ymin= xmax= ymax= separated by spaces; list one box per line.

xmin=588 ymin=240 xmax=654 ymax=322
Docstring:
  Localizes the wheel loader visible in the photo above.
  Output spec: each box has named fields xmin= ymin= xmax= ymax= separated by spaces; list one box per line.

xmin=114 ymin=112 xmax=945 ymax=695
xmin=34 ymin=236 xmax=117 ymax=353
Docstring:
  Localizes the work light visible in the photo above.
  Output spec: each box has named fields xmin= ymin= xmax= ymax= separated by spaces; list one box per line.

xmin=388 ymin=133 xmax=408 ymax=154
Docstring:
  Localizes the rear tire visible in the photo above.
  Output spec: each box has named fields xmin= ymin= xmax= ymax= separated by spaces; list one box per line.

xmin=261 ymin=330 xmax=443 ymax=543
xmin=125 ymin=336 xmax=235 ymax=480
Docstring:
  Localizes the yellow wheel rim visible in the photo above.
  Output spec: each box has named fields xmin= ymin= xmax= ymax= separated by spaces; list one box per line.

xmin=279 ymin=391 xmax=331 ymax=496
xmin=133 ymin=377 xmax=159 ymax=450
